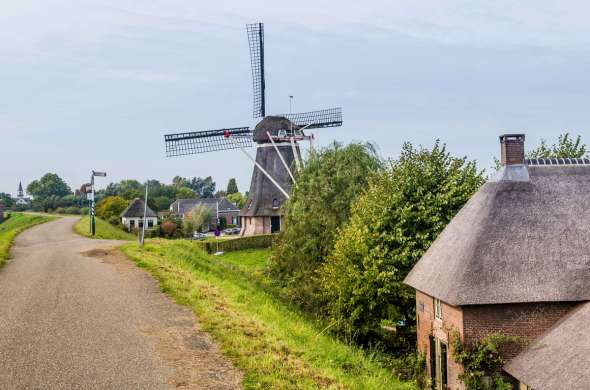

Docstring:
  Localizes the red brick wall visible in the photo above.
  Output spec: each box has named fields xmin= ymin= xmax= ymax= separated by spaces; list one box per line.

xmin=416 ymin=290 xmax=464 ymax=389
xmin=463 ymin=302 xmax=577 ymax=358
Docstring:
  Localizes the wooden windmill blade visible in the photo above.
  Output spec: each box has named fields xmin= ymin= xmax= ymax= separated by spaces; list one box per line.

xmin=164 ymin=127 xmax=253 ymax=157
xmin=282 ymin=107 xmax=343 ymax=129
xmin=247 ymin=23 xmax=266 ymax=118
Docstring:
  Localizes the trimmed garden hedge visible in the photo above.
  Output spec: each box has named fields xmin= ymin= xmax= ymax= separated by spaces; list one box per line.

xmin=196 ymin=234 xmax=275 ymax=254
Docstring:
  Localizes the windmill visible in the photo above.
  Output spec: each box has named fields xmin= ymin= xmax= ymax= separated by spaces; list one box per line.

xmin=164 ymin=23 xmax=342 ymax=236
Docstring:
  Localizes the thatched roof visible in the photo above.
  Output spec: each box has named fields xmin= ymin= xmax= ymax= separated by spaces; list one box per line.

xmin=405 ymin=164 xmax=590 ymax=305
xmin=504 ymin=302 xmax=590 ymax=389
xmin=120 ymin=198 xmax=157 ymax=218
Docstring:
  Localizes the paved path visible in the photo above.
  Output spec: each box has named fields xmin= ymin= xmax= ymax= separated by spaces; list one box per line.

xmin=0 ymin=217 xmax=241 ymax=389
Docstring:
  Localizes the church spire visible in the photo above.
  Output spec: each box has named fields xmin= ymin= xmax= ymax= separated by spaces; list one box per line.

xmin=18 ymin=181 xmax=24 ymax=198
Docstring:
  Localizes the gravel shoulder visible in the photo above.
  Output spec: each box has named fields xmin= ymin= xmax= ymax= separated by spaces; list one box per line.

xmin=0 ymin=217 xmax=241 ymax=389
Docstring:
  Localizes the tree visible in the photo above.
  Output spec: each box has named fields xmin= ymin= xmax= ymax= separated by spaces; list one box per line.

xmin=269 ymin=142 xmax=382 ymax=312
xmin=191 ymin=176 xmax=216 ymax=198
xmin=27 ymin=173 xmax=71 ymax=200
xmin=176 ymin=187 xmax=196 ymax=200
xmin=183 ymin=204 xmax=212 ymax=234
xmin=320 ymin=141 xmax=484 ymax=344
xmin=226 ymin=192 xmax=246 ymax=209
xmin=0 ymin=193 xmax=14 ymax=208
xmin=96 ymin=196 xmax=129 ymax=224
xmin=528 ymin=133 xmax=587 ymax=159
xmin=214 ymin=190 xmax=227 ymax=198
xmin=226 ymin=178 xmax=239 ymax=194
xmin=152 ymin=196 xmax=173 ymax=211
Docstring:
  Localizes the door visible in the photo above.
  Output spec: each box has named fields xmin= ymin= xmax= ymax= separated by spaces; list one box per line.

xmin=429 ymin=336 xmax=436 ymax=390
xmin=270 ymin=216 xmax=281 ymax=233
xmin=435 ymin=339 xmax=448 ymax=390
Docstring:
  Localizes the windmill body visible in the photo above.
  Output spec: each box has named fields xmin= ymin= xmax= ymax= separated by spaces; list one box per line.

xmin=164 ymin=23 xmax=342 ymax=236
xmin=240 ymin=116 xmax=301 ymax=235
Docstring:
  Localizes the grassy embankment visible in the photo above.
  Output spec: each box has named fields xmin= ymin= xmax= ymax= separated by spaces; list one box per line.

xmin=0 ymin=213 xmax=55 ymax=267
xmin=121 ymin=240 xmax=414 ymax=389
xmin=74 ymin=216 xmax=136 ymax=240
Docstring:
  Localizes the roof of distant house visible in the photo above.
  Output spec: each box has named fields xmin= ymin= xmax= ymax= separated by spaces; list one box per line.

xmin=170 ymin=197 xmax=239 ymax=215
xmin=504 ymin=301 xmax=590 ymax=390
xmin=405 ymin=163 xmax=590 ymax=305
xmin=120 ymin=198 xmax=157 ymax=218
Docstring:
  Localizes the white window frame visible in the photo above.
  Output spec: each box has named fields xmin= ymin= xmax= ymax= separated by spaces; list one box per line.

xmin=434 ymin=298 xmax=442 ymax=320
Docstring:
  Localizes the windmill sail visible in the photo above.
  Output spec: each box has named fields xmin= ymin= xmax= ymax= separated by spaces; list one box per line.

xmin=282 ymin=107 xmax=343 ymax=129
xmin=247 ymin=23 xmax=265 ymax=118
xmin=164 ymin=127 xmax=253 ymax=157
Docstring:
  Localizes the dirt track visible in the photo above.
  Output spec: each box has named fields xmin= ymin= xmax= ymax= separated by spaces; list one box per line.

xmin=0 ymin=217 xmax=241 ymax=389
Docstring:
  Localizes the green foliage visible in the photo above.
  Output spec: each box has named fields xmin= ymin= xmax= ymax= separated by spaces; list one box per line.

xmin=152 ymin=196 xmax=173 ymax=211
xmin=196 ymin=234 xmax=274 ymax=254
xmin=103 ymin=180 xmax=143 ymax=200
xmin=321 ymin=141 xmax=484 ymax=343
xmin=27 ymin=173 xmax=71 ymax=200
xmin=0 ymin=193 xmax=14 ymax=208
xmin=173 ymin=176 xmax=216 ymax=198
xmin=270 ymin=142 xmax=382 ymax=311
xmin=176 ymin=187 xmax=196 ymax=200
xmin=451 ymin=331 xmax=524 ymax=390
xmin=528 ymin=132 xmax=587 ymax=159
xmin=183 ymin=204 xmax=212 ymax=234
xmin=226 ymin=192 xmax=246 ymax=209
xmin=96 ymin=196 xmax=128 ymax=222
xmin=0 ymin=213 xmax=54 ymax=267
xmin=120 ymin=241 xmax=414 ymax=389
xmin=74 ymin=216 xmax=136 ymax=240
xmin=226 ymin=178 xmax=239 ymax=194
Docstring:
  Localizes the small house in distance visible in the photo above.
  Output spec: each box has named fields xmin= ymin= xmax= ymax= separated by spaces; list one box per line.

xmin=120 ymin=198 xmax=158 ymax=231
xmin=405 ymin=134 xmax=590 ymax=390
xmin=169 ymin=197 xmax=240 ymax=228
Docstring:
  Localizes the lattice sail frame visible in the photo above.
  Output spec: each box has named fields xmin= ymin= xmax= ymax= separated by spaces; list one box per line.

xmin=164 ymin=127 xmax=253 ymax=156
xmin=247 ymin=23 xmax=265 ymax=118
xmin=282 ymin=107 xmax=343 ymax=129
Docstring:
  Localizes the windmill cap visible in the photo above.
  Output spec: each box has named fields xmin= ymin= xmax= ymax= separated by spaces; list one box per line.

xmin=253 ymin=116 xmax=299 ymax=143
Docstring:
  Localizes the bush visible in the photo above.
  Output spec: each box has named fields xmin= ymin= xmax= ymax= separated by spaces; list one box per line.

xmin=160 ymin=220 xmax=177 ymax=237
xmin=65 ymin=206 xmax=81 ymax=215
xmin=196 ymin=234 xmax=274 ymax=254
xmin=320 ymin=141 xmax=484 ymax=344
xmin=54 ymin=207 xmax=67 ymax=214
xmin=96 ymin=196 xmax=128 ymax=222
xmin=269 ymin=142 xmax=382 ymax=312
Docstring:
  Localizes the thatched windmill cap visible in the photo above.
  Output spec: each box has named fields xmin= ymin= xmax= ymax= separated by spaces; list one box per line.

xmin=252 ymin=116 xmax=299 ymax=143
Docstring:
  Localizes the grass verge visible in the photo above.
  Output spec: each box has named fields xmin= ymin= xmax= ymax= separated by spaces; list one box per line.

xmin=0 ymin=213 xmax=55 ymax=267
xmin=120 ymin=240 xmax=414 ymax=389
xmin=74 ymin=216 xmax=136 ymax=241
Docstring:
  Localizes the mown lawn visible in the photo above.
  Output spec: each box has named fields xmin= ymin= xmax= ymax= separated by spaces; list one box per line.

xmin=120 ymin=240 xmax=414 ymax=390
xmin=0 ymin=213 xmax=55 ymax=267
xmin=74 ymin=216 xmax=136 ymax=241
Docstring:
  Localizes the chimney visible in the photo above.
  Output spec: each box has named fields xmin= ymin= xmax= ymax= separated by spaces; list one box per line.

xmin=499 ymin=134 xmax=525 ymax=166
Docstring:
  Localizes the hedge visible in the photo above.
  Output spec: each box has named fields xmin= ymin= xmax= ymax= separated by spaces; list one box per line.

xmin=196 ymin=234 xmax=275 ymax=254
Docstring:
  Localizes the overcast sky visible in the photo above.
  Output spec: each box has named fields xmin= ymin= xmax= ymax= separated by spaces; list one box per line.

xmin=2 ymin=1 xmax=590 ymax=195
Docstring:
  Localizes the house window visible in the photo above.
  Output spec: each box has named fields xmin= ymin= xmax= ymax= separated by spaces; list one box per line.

xmin=272 ymin=198 xmax=279 ymax=209
xmin=434 ymin=298 xmax=442 ymax=319
xmin=129 ymin=220 xmax=135 ymax=228
xmin=148 ymin=219 xmax=154 ymax=228
xmin=138 ymin=219 xmax=144 ymax=228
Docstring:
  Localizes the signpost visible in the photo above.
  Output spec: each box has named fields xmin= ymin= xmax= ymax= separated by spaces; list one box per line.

xmin=89 ymin=171 xmax=107 ymax=236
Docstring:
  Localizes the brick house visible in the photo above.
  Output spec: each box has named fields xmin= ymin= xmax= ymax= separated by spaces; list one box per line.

xmin=169 ymin=197 xmax=240 ymax=229
xmin=405 ymin=134 xmax=590 ymax=390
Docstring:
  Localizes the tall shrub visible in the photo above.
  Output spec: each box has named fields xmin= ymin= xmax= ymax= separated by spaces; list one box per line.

xmin=269 ymin=142 xmax=382 ymax=311
xmin=96 ymin=196 xmax=128 ymax=224
xmin=320 ymin=141 xmax=484 ymax=343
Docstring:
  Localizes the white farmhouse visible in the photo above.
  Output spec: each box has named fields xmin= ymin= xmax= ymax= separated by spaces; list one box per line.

xmin=120 ymin=198 xmax=158 ymax=231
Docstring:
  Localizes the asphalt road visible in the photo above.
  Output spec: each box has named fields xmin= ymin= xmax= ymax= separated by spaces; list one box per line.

xmin=0 ymin=217 xmax=240 ymax=390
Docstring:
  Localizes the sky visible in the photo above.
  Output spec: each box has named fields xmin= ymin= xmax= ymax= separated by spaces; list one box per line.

xmin=2 ymin=0 xmax=590 ymax=195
